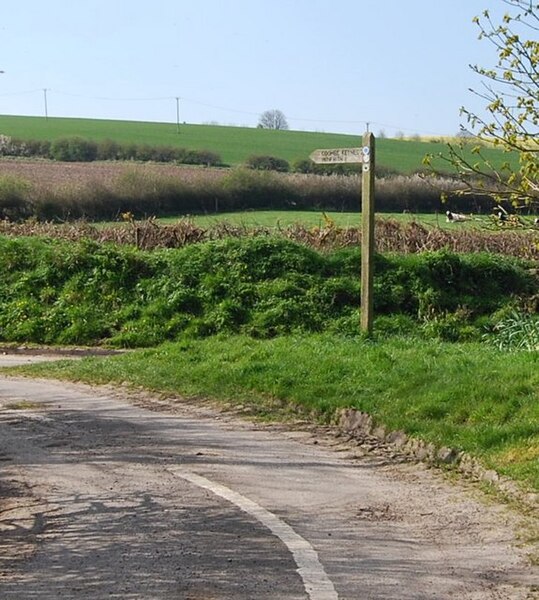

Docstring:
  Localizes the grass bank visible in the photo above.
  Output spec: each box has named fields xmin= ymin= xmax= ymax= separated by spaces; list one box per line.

xmin=12 ymin=334 xmax=539 ymax=492
xmin=0 ymin=235 xmax=534 ymax=346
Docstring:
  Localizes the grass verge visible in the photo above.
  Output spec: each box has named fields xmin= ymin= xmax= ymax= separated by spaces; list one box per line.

xmin=9 ymin=334 xmax=539 ymax=493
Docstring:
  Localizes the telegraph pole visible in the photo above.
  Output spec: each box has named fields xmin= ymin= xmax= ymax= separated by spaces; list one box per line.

xmin=175 ymin=96 xmax=180 ymax=133
xmin=43 ymin=88 xmax=49 ymax=120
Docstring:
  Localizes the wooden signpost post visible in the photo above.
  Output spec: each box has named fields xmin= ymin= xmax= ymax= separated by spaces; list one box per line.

xmin=309 ymin=132 xmax=375 ymax=334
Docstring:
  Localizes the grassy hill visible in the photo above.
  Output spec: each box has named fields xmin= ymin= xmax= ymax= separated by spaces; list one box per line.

xmin=0 ymin=114 xmax=517 ymax=174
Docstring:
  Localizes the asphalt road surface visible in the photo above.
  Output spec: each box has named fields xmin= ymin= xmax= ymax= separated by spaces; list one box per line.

xmin=0 ymin=356 xmax=537 ymax=599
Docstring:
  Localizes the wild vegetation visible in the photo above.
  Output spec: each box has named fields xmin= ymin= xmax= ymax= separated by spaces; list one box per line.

xmin=0 ymin=133 xmax=222 ymax=167
xmin=3 ymin=4 xmax=538 ymax=500
xmin=0 ymin=234 xmax=535 ymax=348
xmin=1 ymin=216 xmax=539 ymax=259
xmin=0 ymin=160 xmax=502 ymax=221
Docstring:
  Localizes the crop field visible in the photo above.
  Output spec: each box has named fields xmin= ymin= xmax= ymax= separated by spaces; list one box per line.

xmin=0 ymin=158 xmax=226 ymax=188
xmin=0 ymin=114 xmax=519 ymax=173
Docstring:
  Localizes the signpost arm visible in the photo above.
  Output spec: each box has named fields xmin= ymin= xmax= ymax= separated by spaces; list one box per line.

xmin=361 ymin=132 xmax=375 ymax=335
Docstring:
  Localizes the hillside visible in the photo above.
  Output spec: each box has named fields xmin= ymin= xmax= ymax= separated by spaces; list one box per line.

xmin=0 ymin=114 xmax=517 ymax=174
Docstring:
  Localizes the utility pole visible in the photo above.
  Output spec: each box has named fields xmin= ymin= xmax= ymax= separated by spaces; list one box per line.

xmin=43 ymin=88 xmax=49 ymax=120
xmin=175 ymin=96 xmax=180 ymax=133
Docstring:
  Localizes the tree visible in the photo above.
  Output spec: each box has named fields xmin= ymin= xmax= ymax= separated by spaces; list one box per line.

xmin=258 ymin=109 xmax=289 ymax=130
xmin=426 ymin=1 xmax=539 ymax=207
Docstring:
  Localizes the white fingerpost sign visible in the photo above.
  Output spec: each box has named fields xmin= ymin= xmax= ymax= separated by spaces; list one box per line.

xmin=309 ymin=147 xmax=363 ymax=164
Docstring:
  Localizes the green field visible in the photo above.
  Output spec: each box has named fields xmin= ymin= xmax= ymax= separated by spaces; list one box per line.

xmin=0 ymin=114 xmax=518 ymax=174
xmin=156 ymin=210 xmax=500 ymax=230
xmin=156 ymin=210 xmax=363 ymax=229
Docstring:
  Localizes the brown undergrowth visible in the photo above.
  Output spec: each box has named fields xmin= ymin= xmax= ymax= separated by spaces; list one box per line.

xmin=1 ymin=216 xmax=538 ymax=259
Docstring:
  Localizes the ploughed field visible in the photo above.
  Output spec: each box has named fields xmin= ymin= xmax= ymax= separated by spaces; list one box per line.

xmin=0 ymin=159 xmax=226 ymax=188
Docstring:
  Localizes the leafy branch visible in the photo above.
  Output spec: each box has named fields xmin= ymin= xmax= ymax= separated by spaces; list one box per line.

xmin=426 ymin=1 xmax=539 ymax=207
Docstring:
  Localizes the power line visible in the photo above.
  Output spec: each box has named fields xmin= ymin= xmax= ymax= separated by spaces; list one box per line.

xmin=53 ymin=90 xmax=174 ymax=102
xmin=0 ymin=89 xmax=43 ymax=97
xmin=0 ymin=87 xmax=456 ymax=137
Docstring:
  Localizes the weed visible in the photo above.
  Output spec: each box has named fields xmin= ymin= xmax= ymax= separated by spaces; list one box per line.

xmin=487 ymin=311 xmax=539 ymax=351
xmin=0 ymin=235 xmax=535 ymax=347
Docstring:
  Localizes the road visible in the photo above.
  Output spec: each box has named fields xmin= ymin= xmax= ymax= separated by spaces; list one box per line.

xmin=0 ymin=355 xmax=537 ymax=599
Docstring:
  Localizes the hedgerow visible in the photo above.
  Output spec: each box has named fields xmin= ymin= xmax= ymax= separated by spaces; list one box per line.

xmin=0 ymin=134 xmax=222 ymax=168
xmin=0 ymin=235 xmax=534 ymax=347
xmin=0 ymin=167 xmax=500 ymax=221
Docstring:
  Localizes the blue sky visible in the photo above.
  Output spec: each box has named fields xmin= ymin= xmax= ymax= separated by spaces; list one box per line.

xmin=0 ymin=0 xmax=506 ymax=136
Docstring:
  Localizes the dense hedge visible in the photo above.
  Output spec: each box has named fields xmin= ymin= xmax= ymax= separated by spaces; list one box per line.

xmin=245 ymin=154 xmax=290 ymax=172
xmin=0 ymin=135 xmax=222 ymax=167
xmin=0 ymin=167 xmax=498 ymax=222
xmin=0 ymin=235 xmax=534 ymax=347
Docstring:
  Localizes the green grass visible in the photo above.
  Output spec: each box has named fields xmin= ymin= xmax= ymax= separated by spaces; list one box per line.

xmin=155 ymin=210 xmax=362 ymax=229
xmin=10 ymin=334 xmax=539 ymax=492
xmin=2 ymin=234 xmax=532 ymax=346
xmin=155 ymin=210 xmax=485 ymax=230
xmin=0 ymin=114 xmax=519 ymax=173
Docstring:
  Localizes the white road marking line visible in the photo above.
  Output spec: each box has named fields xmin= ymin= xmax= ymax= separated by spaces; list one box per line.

xmin=167 ymin=466 xmax=339 ymax=600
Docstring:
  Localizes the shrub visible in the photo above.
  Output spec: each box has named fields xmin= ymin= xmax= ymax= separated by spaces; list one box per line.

xmin=97 ymin=139 xmax=122 ymax=161
xmin=0 ymin=175 xmax=33 ymax=220
xmin=245 ymin=155 xmax=290 ymax=172
xmin=0 ymin=135 xmax=30 ymax=157
xmin=222 ymin=168 xmax=296 ymax=210
xmin=24 ymin=139 xmax=51 ymax=158
xmin=292 ymin=159 xmax=361 ymax=176
xmin=181 ymin=149 xmax=222 ymax=166
xmin=51 ymin=137 xmax=98 ymax=162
